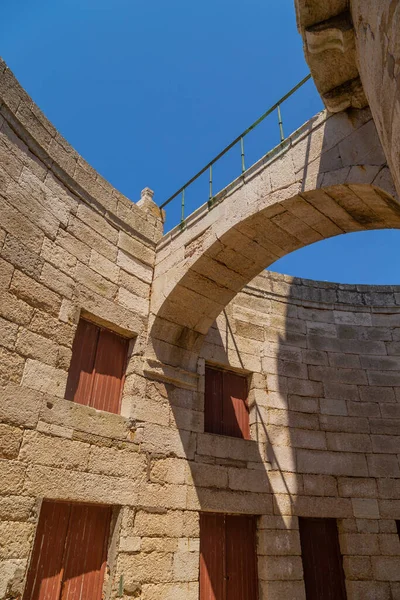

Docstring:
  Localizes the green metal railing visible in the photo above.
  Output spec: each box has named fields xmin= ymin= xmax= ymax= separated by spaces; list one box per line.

xmin=160 ymin=73 xmax=312 ymax=228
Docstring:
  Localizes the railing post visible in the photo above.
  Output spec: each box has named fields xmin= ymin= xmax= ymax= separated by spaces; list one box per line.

xmin=277 ymin=104 xmax=285 ymax=142
xmin=240 ymin=136 xmax=245 ymax=173
xmin=180 ymin=188 xmax=185 ymax=229
xmin=208 ymin=164 xmax=213 ymax=208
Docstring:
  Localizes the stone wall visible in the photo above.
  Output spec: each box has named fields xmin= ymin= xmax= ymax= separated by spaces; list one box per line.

xmin=0 ymin=60 xmax=400 ymax=600
xmin=199 ymin=270 xmax=400 ymax=599
xmin=350 ymin=0 xmax=400 ymax=199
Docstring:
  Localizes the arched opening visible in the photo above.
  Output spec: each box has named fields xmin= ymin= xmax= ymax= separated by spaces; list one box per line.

xmin=270 ymin=229 xmax=400 ymax=285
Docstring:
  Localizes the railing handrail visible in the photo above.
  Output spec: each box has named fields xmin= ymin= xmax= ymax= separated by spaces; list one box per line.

xmin=160 ymin=73 xmax=312 ymax=210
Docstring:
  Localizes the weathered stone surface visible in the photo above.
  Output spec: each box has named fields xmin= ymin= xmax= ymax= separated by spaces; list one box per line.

xmin=0 ymin=50 xmax=399 ymax=599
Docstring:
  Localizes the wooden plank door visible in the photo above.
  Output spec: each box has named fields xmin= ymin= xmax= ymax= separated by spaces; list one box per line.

xmin=65 ymin=320 xmax=99 ymax=406
xmin=299 ymin=517 xmax=347 ymax=600
xmin=61 ymin=504 xmax=111 ymax=600
xmin=205 ymin=367 xmax=223 ymax=435
xmin=226 ymin=515 xmax=258 ymax=600
xmin=200 ymin=513 xmax=225 ymax=600
xmin=23 ymin=501 xmax=71 ymax=600
xmin=23 ymin=501 xmax=111 ymax=600
xmin=200 ymin=513 xmax=258 ymax=600
xmin=222 ymin=372 xmax=249 ymax=440
xmin=90 ymin=329 xmax=128 ymax=414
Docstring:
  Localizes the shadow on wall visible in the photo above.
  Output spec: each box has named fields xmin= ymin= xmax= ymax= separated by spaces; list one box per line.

xmin=151 ymin=105 xmax=400 ymax=598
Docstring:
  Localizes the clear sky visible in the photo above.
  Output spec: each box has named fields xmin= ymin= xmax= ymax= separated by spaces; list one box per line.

xmin=2 ymin=0 xmax=400 ymax=285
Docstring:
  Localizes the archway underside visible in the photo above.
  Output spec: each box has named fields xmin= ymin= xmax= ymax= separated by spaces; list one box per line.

xmin=150 ymin=183 xmax=400 ymax=372
xmin=149 ymin=110 xmax=400 ymax=373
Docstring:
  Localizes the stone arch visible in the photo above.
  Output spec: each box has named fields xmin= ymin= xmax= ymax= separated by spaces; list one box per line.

xmin=149 ymin=108 xmax=400 ymax=373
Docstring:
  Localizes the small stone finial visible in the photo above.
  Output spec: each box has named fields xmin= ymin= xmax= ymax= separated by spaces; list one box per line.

xmin=137 ymin=186 xmax=165 ymax=223
xmin=141 ymin=187 xmax=155 ymax=201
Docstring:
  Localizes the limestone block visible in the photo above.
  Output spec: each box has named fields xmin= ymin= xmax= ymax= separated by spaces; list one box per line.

xmin=340 ymin=533 xmax=380 ymax=556
xmin=339 ymin=478 xmax=377 ymax=499
xmin=29 ymin=310 xmax=75 ymax=347
xmin=40 ymin=237 xmax=77 ymax=277
xmin=0 ymin=382 xmax=42 ymax=427
xmin=141 ymin=423 xmax=196 ymax=460
xmin=16 ymin=328 xmax=61 ymax=367
xmin=55 ymin=228 xmax=91 ymax=264
xmin=19 ymin=430 xmax=90 ymax=471
xmin=187 ymin=486 xmax=271 ymax=514
xmin=89 ymin=249 xmax=119 ymax=283
xmin=185 ymin=462 xmax=228 ymax=489
xmin=343 ymin=556 xmax=373 ymax=581
xmin=118 ymin=231 xmax=155 ymax=267
xmin=258 ymin=530 xmax=301 ymax=556
xmin=0 ymin=317 xmax=18 ymax=351
xmin=197 ymin=433 xmax=261 ymax=463
xmin=379 ymin=534 xmax=400 ymax=556
xmin=0 ymin=559 xmax=27 ymax=598
xmin=133 ymin=511 xmax=185 ymax=538
xmin=76 ymin=203 xmax=118 ymax=244
xmin=39 ymin=396 xmax=131 ymax=440
xmin=117 ymin=287 xmax=149 ymax=318
xmin=117 ymin=250 xmax=153 ymax=284
xmin=138 ymin=483 xmax=187 ymax=511
xmin=141 ymin=582 xmax=198 ymax=600
xmin=1 ymin=233 xmax=43 ymax=279
xmin=367 ymin=455 xmax=400 ymax=478
xmin=0 ymin=521 xmax=34 ymax=559
xmin=23 ymin=464 xmax=139 ymax=505
xmin=0 ymin=346 xmax=25 ymax=384
xmin=258 ymin=555 xmax=303 ymax=581
xmin=67 ymin=215 xmax=117 ymax=262
xmin=119 ymin=269 xmax=149 ymax=299
xmin=326 ymin=432 xmax=372 ymax=453
xmin=150 ymin=458 xmax=186 ymax=485
xmin=345 ymin=581 xmax=391 ymax=600
xmin=352 ymin=498 xmax=380 ymax=520
xmin=87 ymin=445 xmax=146 ymax=480
xmin=373 ymin=557 xmax=400 ymax=582
xmin=21 ymin=359 xmax=67 ymax=398
xmin=141 ymin=537 xmax=178 ymax=553
xmin=0 ymin=424 xmax=22 ymax=459
xmin=10 ymin=269 xmax=61 ymax=316
xmin=172 ymin=551 xmax=199 ymax=582
xmin=119 ymin=536 xmax=141 ymax=553
xmin=302 ymin=474 xmax=338 ymax=497
xmin=297 ymin=449 xmax=368 ymax=477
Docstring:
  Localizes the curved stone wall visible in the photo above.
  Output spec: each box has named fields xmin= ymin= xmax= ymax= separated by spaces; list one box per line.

xmin=350 ymin=0 xmax=400 ymax=199
xmin=0 ymin=61 xmax=399 ymax=600
xmin=198 ymin=270 xmax=400 ymax=599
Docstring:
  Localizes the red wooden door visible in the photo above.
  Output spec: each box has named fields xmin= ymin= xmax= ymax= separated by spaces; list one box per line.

xmin=61 ymin=504 xmax=111 ymax=600
xmin=91 ymin=329 xmax=127 ymax=414
xmin=23 ymin=501 xmax=70 ymax=600
xmin=23 ymin=501 xmax=111 ymax=600
xmin=65 ymin=319 xmax=128 ymax=414
xmin=65 ymin=320 xmax=99 ymax=406
xmin=200 ymin=513 xmax=258 ymax=600
xmin=200 ymin=513 xmax=225 ymax=600
xmin=204 ymin=367 xmax=249 ymax=439
xmin=205 ymin=367 xmax=223 ymax=435
xmin=226 ymin=515 xmax=258 ymax=600
xmin=222 ymin=372 xmax=249 ymax=439
xmin=299 ymin=518 xmax=347 ymax=600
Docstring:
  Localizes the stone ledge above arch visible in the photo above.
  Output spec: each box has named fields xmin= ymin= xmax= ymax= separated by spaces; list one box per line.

xmin=149 ymin=108 xmax=400 ymax=372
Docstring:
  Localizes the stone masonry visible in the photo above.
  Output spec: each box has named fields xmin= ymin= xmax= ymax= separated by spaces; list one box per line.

xmin=1 ymin=2 xmax=400 ymax=597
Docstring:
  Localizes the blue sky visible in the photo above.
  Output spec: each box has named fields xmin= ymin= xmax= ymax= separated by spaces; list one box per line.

xmin=2 ymin=0 xmax=400 ymax=284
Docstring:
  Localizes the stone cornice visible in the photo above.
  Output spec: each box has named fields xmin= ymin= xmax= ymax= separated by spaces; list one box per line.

xmin=294 ymin=1 xmax=368 ymax=112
